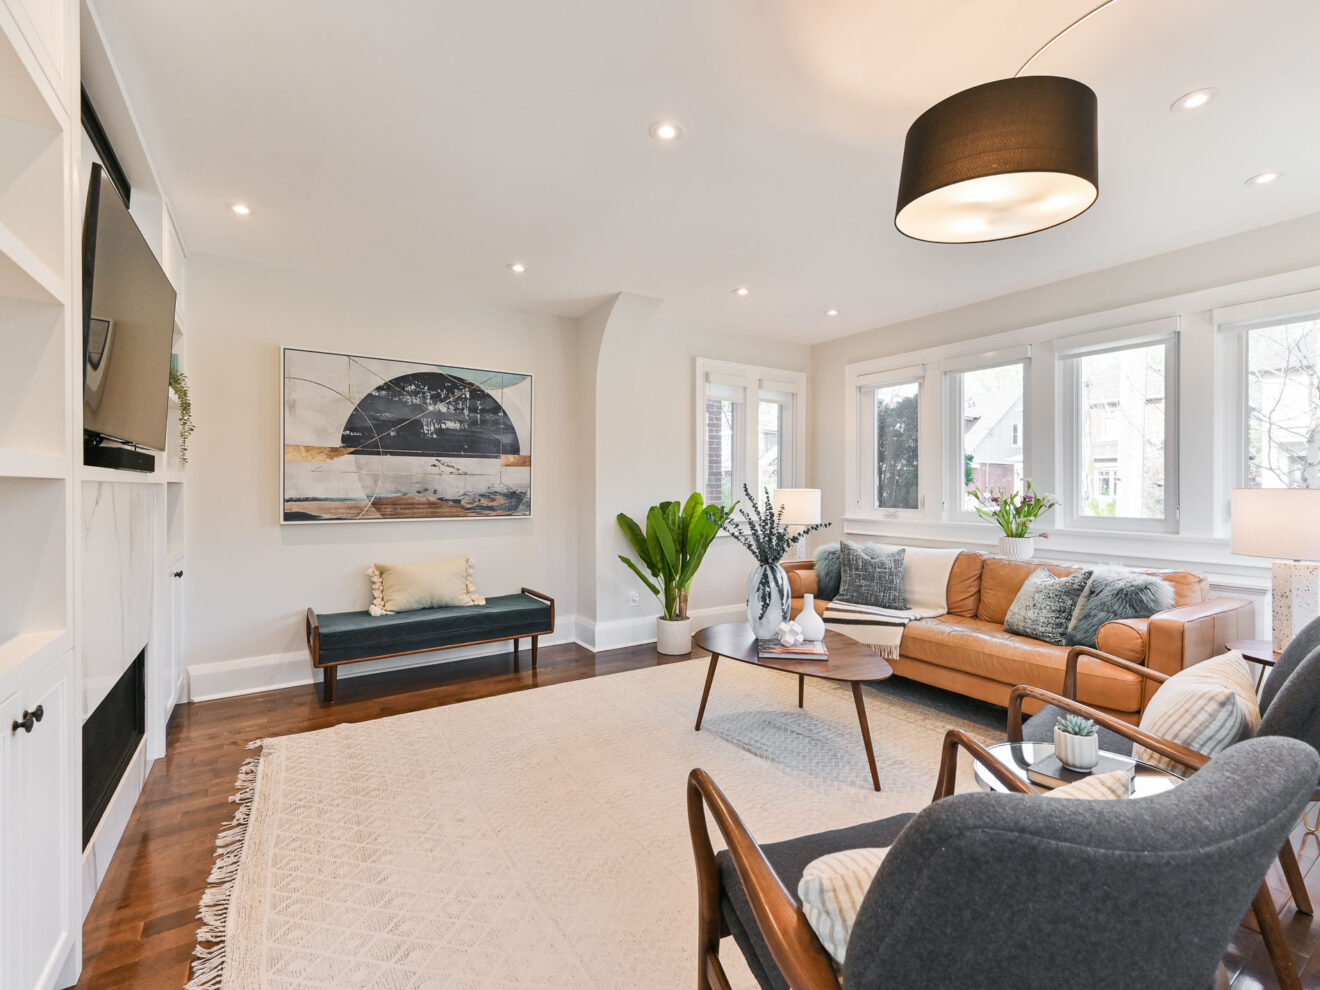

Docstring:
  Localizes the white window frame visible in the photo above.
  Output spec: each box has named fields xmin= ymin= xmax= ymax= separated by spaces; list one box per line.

xmin=1215 ymin=289 xmax=1320 ymax=507
xmin=1056 ymin=317 xmax=1180 ymax=533
xmin=844 ymin=362 xmax=928 ymax=518
xmin=941 ymin=346 xmax=1031 ymax=522
xmin=694 ymin=358 xmax=806 ymax=507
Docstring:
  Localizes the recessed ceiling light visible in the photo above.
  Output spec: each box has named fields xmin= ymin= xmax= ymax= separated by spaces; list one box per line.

xmin=1247 ymin=171 xmax=1282 ymax=186
xmin=229 ymin=202 xmax=251 ymax=216
xmin=825 ymin=309 xmax=839 ymax=317
xmin=507 ymin=262 xmax=528 ymax=273
xmin=732 ymin=287 xmax=750 ymax=297
xmin=1171 ymin=87 xmax=1218 ymax=113
xmin=649 ymin=121 xmax=683 ymax=142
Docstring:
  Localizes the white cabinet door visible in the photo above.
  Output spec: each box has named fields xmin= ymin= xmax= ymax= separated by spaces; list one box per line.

xmin=4 ymin=651 xmax=75 ymax=990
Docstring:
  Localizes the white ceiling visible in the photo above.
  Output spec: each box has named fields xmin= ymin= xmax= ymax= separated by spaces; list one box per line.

xmin=88 ymin=0 xmax=1320 ymax=343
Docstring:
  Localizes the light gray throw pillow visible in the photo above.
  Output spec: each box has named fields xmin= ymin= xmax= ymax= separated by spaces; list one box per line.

xmin=836 ymin=541 xmax=908 ymax=610
xmin=1066 ymin=569 xmax=1176 ymax=648
xmin=1003 ymin=567 xmax=1093 ymax=646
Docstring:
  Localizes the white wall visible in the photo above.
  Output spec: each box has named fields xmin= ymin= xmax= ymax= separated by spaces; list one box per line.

xmin=811 ymin=211 xmax=1320 ymax=538
xmin=184 ymin=255 xmax=582 ymax=694
xmin=587 ymin=306 xmax=810 ymax=648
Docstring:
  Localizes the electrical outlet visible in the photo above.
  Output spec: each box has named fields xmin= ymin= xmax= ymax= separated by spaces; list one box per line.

xmin=628 ymin=591 xmax=640 ymax=607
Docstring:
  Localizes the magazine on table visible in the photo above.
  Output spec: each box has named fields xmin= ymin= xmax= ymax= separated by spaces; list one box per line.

xmin=757 ymin=639 xmax=829 ymax=661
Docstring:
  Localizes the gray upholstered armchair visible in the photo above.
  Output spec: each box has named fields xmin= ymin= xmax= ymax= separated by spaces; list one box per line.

xmin=1007 ymin=633 xmax=1320 ymax=990
xmin=688 ymin=734 xmax=1318 ymax=990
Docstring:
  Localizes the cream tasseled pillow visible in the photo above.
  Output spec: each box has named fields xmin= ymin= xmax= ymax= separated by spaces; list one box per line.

xmin=1042 ymin=767 xmax=1135 ymax=800
xmin=798 ymin=769 xmax=1134 ymax=963
xmin=368 ymin=558 xmax=485 ymax=615
xmin=1132 ymin=650 xmax=1261 ymax=773
xmin=798 ymin=847 xmax=889 ymax=965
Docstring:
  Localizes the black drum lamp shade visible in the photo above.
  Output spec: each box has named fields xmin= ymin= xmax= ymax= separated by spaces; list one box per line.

xmin=895 ymin=75 xmax=1099 ymax=243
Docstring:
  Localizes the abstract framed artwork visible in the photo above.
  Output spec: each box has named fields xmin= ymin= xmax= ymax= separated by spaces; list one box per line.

xmin=281 ymin=347 xmax=532 ymax=523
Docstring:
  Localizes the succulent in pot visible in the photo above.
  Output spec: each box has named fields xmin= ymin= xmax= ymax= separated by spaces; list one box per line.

xmin=1054 ymin=713 xmax=1100 ymax=772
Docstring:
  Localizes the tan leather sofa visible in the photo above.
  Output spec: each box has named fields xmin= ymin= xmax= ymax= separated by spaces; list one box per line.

xmin=786 ymin=552 xmax=1254 ymax=723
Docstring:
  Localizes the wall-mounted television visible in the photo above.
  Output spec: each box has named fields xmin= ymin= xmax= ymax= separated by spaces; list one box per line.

xmin=82 ymin=161 xmax=177 ymax=454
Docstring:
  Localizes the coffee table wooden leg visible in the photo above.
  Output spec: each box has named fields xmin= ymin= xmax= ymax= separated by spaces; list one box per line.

xmin=695 ymin=655 xmax=719 ymax=731
xmin=798 ymin=674 xmax=804 ymax=708
xmin=851 ymin=682 xmax=881 ymax=792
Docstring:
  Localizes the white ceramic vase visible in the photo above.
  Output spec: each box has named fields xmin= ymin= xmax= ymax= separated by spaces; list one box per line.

xmin=656 ymin=617 xmax=693 ymax=656
xmin=1054 ymin=726 xmax=1100 ymax=772
xmin=997 ymin=535 xmax=1035 ymax=561
xmin=796 ymin=594 xmax=826 ymax=641
xmin=747 ymin=563 xmax=791 ymax=639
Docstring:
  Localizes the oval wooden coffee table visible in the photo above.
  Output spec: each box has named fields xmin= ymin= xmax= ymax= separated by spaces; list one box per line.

xmin=691 ymin=622 xmax=893 ymax=791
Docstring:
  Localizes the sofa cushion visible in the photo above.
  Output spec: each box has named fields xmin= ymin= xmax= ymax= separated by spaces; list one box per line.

xmin=314 ymin=593 xmax=552 ymax=665
xmin=1003 ymin=568 xmax=1093 ymax=646
xmin=837 ymin=541 xmax=908 ymax=610
xmin=945 ymin=551 xmax=986 ymax=617
xmin=901 ymin=615 xmax=1145 ymax=713
xmin=977 ymin=558 xmax=1082 ymax=625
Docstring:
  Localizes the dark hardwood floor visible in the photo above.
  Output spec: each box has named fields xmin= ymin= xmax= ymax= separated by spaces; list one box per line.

xmin=75 ymin=643 xmax=1320 ymax=989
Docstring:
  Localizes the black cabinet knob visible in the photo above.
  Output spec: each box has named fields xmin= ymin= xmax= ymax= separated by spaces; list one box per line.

xmin=11 ymin=706 xmax=41 ymax=734
xmin=173 ymin=570 xmax=184 ymax=578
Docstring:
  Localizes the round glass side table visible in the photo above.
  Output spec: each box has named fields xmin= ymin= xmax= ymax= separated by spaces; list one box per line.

xmin=973 ymin=741 xmax=1184 ymax=798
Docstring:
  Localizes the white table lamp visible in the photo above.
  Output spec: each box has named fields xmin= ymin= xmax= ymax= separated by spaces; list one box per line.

xmin=773 ymin=488 xmax=822 ymax=561
xmin=1231 ymin=488 xmax=1320 ymax=652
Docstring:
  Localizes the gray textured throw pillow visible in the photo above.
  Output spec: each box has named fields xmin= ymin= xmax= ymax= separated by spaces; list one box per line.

xmin=813 ymin=543 xmax=842 ymax=599
xmin=1003 ymin=568 xmax=1093 ymax=645
xmin=836 ymin=541 xmax=908 ymax=610
xmin=1066 ymin=569 xmax=1176 ymax=648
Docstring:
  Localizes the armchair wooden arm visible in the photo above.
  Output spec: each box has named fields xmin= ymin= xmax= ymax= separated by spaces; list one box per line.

xmin=687 ymin=768 xmax=840 ymax=990
xmin=1061 ymin=645 xmax=1170 ymax=700
xmin=1006 ymin=684 xmax=1209 ymax=773
xmin=932 ymin=729 xmax=1036 ymax=802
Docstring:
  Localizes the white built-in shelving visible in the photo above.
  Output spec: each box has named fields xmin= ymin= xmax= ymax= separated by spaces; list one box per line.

xmin=0 ymin=0 xmax=80 ymax=985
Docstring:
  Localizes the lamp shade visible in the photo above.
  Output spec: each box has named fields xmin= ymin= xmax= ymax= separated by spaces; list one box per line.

xmin=895 ymin=75 xmax=1099 ymax=244
xmin=1231 ymin=488 xmax=1320 ymax=561
xmin=773 ymin=488 xmax=821 ymax=526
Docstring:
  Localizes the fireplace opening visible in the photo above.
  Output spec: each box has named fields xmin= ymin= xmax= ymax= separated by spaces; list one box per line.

xmin=82 ymin=647 xmax=145 ymax=848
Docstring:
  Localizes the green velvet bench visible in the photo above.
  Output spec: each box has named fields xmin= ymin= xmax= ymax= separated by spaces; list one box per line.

xmin=305 ymin=588 xmax=554 ymax=703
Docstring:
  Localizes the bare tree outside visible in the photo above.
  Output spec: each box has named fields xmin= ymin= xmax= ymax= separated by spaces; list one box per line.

xmin=1076 ymin=342 xmax=1166 ymax=519
xmin=1246 ymin=319 xmax=1320 ymax=488
xmin=874 ymin=381 xmax=919 ymax=509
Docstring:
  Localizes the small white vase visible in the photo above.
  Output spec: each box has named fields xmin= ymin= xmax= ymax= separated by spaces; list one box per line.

xmin=1054 ymin=726 xmax=1100 ymax=772
xmin=998 ymin=536 xmax=1035 ymax=561
xmin=796 ymin=594 xmax=826 ymax=642
xmin=656 ymin=617 xmax=693 ymax=656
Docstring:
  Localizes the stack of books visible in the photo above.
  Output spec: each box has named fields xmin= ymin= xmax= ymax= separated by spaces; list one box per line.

xmin=757 ymin=639 xmax=830 ymax=661
xmin=1026 ymin=751 xmax=1135 ymax=789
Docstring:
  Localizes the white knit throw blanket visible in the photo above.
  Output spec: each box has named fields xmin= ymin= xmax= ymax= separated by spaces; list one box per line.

xmin=824 ymin=546 xmax=962 ymax=658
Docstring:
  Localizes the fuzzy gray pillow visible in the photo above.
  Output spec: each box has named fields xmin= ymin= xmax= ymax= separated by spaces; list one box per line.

xmin=1003 ymin=568 xmax=1093 ymax=646
xmin=837 ymin=541 xmax=908 ymax=610
xmin=1066 ymin=569 xmax=1176 ymax=648
xmin=813 ymin=543 xmax=842 ymax=599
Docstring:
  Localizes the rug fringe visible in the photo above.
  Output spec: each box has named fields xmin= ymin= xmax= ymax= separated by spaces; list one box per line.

xmin=185 ymin=743 xmax=265 ymax=990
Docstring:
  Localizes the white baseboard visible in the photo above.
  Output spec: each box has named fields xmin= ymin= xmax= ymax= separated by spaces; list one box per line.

xmin=578 ymin=604 xmax=745 ymax=653
xmin=187 ymin=615 xmax=580 ymax=702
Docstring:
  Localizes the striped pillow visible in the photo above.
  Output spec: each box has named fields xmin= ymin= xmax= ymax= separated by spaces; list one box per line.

xmin=1132 ymin=651 xmax=1261 ymax=773
xmin=1043 ymin=767 xmax=1134 ymax=800
xmin=798 ymin=847 xmax=888 ymax=965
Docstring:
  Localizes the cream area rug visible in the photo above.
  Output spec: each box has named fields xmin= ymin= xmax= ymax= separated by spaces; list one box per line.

xmin=188 ymin=659 xmax=995 ymax=989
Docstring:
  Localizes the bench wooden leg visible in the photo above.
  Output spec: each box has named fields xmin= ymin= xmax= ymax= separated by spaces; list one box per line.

xmin=322 ymin=665 xmax=338 ymax=704
xmin=531 ymin=635 xmax=539 ymax=669
xmin=513 ymin=637 xmax=520 ymax=659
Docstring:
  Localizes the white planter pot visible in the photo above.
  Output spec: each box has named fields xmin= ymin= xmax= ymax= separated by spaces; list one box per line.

xmin=796 ymin=594 xmax=826 ymax=642
xmin=656 ymin=617 xmax=693 ymax=656
xmin=997 ymin=536 xmax=1035 ymax=561
xmin=1054 ymin=726 xmax=1100 ymax=772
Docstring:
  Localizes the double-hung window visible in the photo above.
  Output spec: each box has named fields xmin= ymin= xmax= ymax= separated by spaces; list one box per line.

xmin=943 ymin=348 xmax=1029 ymax=517
xmin=1240 ymin=315 xmax=1320 ymax=489
xmin=854 ymin=366 xmax=923 ymax=512
xmin=1057 ymin=318 xmax=1179 ymax=531
xmin=696 ymin=360 xmax=805 ymax=507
